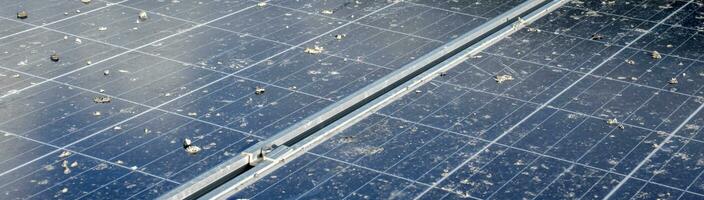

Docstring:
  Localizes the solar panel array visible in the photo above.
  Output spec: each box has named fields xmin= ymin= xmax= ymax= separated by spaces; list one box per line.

xmin=0 ymin=0 xmax=532 ymax=199
xmin=232 ymin=0 xmax=704 ymax=199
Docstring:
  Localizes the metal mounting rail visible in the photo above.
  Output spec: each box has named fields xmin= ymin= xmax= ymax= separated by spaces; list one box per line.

xmin=160 ymin=0 xmax=568 ymax=199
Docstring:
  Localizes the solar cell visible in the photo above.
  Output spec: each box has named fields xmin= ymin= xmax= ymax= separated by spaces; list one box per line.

xmin=0 ymin=0 xmax=501 ymax=199
xmin=2 ymin=0 xmax=703 ymax=199
xmin=231 ymin=0 xmax=704 ymax=199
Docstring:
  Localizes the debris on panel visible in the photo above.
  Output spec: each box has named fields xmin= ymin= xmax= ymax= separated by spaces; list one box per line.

xmin=625 ymin=59 xmax=635 ymax=65
xmin=584 ymin=10 xmax=601 ymax=17
xmin=666 ymin=44 xmax=674 ymax=48
xmin=257 ymin=2 xmax=267 ymax=7
xmin=255 ymin=86 xmax=266 ymax=95
xmin=103 ymin=69 xmax=110 ymax=76
xmin=74 ymin=38 xmax=82 ymax=44
xmin=60 ymin=187 xmax=69 ymax=193
xmin=93 ymin=96 xmax=112 ymax=104
xmin=182 ymin=138 xmax=201 ymax=155
xmin=50 ymin=53 xmax=60 ymax=62
xmin=92 ymin=111 xmax=101 ymax=116
xmin=81 ymin=0 xmax=91 ymax=4
xmin=17 ymin=11 xmax=28 ymax=19
xmin=439 ymin=71 xmax=447 ymax=77
xmin=669 ymin=77 xmax=678 ymax=84
xmin=185 ymin=145 xmax=202 ymax=154
xmin=527 ymin=27 xmax=540 ymax=32
xmin=98 ymin=26 xmax=108 ymax=31
xmin=187 ymin=112 xmax=197 ymax=116
xmin=606 ymin=118 xmax=619 ymax=125
xmin=590 ymin=34 xmax=605 ymax=40
xmin=304 ymin=46 xmax=324 ymax=54
xmin=62 ymin=160 xmax=71 ymax=174
xmin=183 ymin=138 xmax=192 ymax=148
xmin=334 ymin=34 xmax=346 ymax=40
xmin=606 ymin=118 xmax=624 ymax=129
xmin=652 ymin=51 xmax=662 ymax=60
xmin=58 ymin=150 xmax=72 ymax=158
xmin=86 ymin=60 xmax=92 ymax=65
xmin=138 ymin=11 xmax=148 ymax=21
xmin=70 ymin=161 xmax=78 ymax=168
xmin=494 ymin=74 xmax=514 ymax=83
xmin=321 ymin=9 xmax=334 ymax=15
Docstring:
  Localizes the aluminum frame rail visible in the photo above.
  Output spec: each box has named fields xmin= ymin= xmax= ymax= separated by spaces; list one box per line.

xmin=159 ymin=0 xmax=570 ymax=199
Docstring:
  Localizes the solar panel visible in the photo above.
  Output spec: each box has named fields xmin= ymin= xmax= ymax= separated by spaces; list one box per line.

xmin=0 ymin=0 xmax=503 ymax=199
xmin=2 ymin=0 xmax=703 ymax=199
xmin=230 ymin=0 xmax=704 ymax=199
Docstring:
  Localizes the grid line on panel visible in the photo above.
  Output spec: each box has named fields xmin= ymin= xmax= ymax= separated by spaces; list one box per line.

xmin=632 ymin=112 xmax=704 ymax=197
xmin=414 ymin=0 xmax=703 ymax=34
xmin=436 ymin=77 xmax=704 ymax=162
xmin=308 ymin=152 xmax=482 ymax=200
xmin=570 ymin=47 xmax=703 ymax=200
xmin=535 ymin=3 xmax=704 ymax=199
xmin=561 ymin=5 xmax=704 ymax=32
xmin=313 ymin=36 xmax=571 ymax=198
xmin=0 ymin=3 xmax=263 ymax=99
xmin=565 ymin=0 xmax=701 ymax=198
xmin=0 ymin=15 xmax=339 ymax=102
xmin=0 ymin=65 xmax=270 ymax=140
xmin=0 ymin=61 xmax=333 ymax=144
xmin=278 ymin=50 xmax=525 ymax=198
xmin=0 ymin=0 xmax=402 ymax=188
xmin=373 ymin=113 xmax=704 ymax=198
xmin=0 ymin=131 xmax=179 ymax=185
xmin=411 ymin=0 xmax=693 ymax=198
xmin=0 ymin=0 xmax=129 ymax=42
xmin=85 ymin=126 xmax=253 ymax=200
xmin=1 ymin=1 xmax=450 ymax=111
xmin=604 ymin=102 xmax=704 ymax=199
xmin=403 ymin=0 xmax=520 ymax=20
xmin=108 ymin=1 xmax=444 ymax=72
xmin=481 ymin=51 xmax=703 ymax=100
xmin=243 ymin=0 xmax=457 ymax=42
xmin=304 ymin=2 xmax=640 ymax=197
xmin=680 ymin=154 xmax=704 ymax=199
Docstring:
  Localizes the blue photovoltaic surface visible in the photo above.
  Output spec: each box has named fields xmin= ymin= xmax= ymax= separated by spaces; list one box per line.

xmin=232 ymin=0 xmax=704 ymax=199
xmin=0 ymin=0 xmax=510 ymax=199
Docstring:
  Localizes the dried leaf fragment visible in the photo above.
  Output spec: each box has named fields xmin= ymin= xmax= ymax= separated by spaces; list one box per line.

xmin=321 ymin=9 xmax=334 ymax=15
xmin=185 ymin=145 xmax=202 ymax=154
xmin=255 ymin=86 xmax=266 ymax=95
xmin=669 ymin=77 xmax=678 ymax=84
xmin=93 ymin=96 xmax=111 ymax=104
xmin=494 ymin=74 xmax=514 ymax=83
xmin=606 ymin=118 xmax=619 ymax=125
xmin=138 ymin=11 xmax=148 ymax=21
xmin=652 ymin=51 xmax=662 ymax=60
xmin=304 ymin=46 xmax=324 ymax=54
xmin=50 ymin=53 xmax=60 ymax=62
xmin=591 ymin=34 xmax=605 ymax=40
xmin=17 ymin=11 xmax=28 ymax=19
